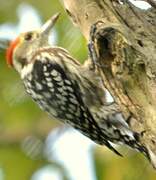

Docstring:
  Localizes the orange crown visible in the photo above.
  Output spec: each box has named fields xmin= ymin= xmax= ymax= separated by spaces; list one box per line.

xmin=6 ymin=37 xmax=20 ymax=67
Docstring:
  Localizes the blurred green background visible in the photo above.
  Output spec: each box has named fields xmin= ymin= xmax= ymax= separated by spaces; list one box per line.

xmin=0 ymin=0 xmax=156 ymax=180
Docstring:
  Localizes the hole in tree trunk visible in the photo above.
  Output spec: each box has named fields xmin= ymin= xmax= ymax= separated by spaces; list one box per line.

xmin=137 ymin=40 xmax=144 ymax=47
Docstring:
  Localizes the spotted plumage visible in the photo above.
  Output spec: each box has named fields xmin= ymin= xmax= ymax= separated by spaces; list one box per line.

xmin=22 ymin=49 xmax=122 ymax=155
xmin=6 ymin=13 xmax=155 ymax=166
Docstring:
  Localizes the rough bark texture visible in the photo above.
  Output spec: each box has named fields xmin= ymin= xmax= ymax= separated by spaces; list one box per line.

xmin=62 ymin=0 xmax=156 ymax=167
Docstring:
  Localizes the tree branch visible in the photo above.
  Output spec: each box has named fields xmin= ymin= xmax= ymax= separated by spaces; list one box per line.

xmin=62 ymin=0 xmax=156 ymax=168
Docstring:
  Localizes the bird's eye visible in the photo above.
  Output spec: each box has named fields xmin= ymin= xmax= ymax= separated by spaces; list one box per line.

xmin=24 ymin=32 xmax=33 ymax=41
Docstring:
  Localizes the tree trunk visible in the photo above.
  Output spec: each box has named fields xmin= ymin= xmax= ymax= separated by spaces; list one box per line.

xmin=62 ymin=0 xmax=156 ymax=168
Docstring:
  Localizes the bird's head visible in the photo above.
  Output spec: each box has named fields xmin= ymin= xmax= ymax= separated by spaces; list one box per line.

xmin=6 ymin=13 xmax=60 ymax=73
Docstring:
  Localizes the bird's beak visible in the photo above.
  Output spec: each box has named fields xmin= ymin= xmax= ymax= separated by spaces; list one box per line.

xmin=40 ymin=13 xmax=60 ymax=36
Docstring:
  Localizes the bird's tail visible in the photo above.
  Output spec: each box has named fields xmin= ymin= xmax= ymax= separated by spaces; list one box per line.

xmin=126 ymin=132 xmax=156 ymax=169
xmin=93 ymin=106 xmax=156 ymax=168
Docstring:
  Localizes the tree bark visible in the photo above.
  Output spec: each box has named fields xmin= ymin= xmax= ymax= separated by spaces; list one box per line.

xmin=62 ymin=0 xmax=156 ymax=168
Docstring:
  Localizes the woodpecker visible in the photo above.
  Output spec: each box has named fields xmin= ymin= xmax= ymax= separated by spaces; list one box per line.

xmin=5 ymin=13 xmax=153 ymax=163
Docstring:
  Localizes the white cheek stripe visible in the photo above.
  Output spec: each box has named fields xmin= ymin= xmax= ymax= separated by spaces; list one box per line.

xmin=21 ymin=63 xmax=33 ymax=79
